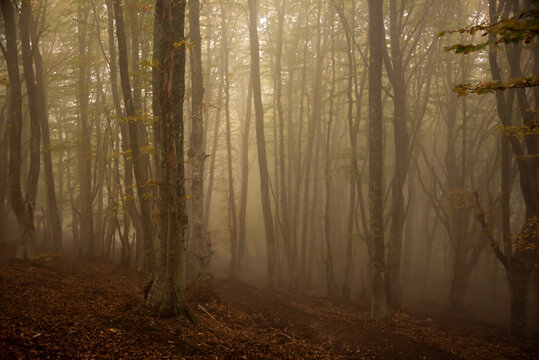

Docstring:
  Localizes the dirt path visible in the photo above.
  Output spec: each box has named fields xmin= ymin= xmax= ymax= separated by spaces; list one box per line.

xmin=0 ymin=256 xmax=537 ymax=359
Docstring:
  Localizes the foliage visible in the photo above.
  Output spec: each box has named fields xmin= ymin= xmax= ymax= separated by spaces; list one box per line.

xmin=453 ymin=75 xmax=539 ymax=96
xmin=439 ymin=10 xmax=539 ymax=53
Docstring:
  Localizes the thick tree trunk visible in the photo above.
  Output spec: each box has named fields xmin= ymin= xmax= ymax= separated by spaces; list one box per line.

xmin=12 ymin=0 xmax=42 ymax=259
xmin=146 ymin=0 xmax=189 ymax=318
xmin=368 ymin=0 xmax=389 ymax=320
xmin=508 ymin=262 xmax=529 ymax=335
xmin=1 ymin=0 xmax=28 ymax=255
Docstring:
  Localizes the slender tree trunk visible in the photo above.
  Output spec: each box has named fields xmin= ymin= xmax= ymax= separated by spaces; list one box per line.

xmin=274 ymin=0 xmax=292 ymax=279
xmin=220 ymin=3 xmax=239 ymax=279
xmin=77 ymin=1 xmax=95 ymax=257
xmin=385 ymin=0 xmax=409 ymax=309
xmin=335 ymin=0 xmax=363 ymax=300
xmin=300 ymin=0 xmax=323 ymax=286
xmin=127 ymin=0 xmax=152 ymax=270
xmin=204 ymin=74 xmax=224 ymax=225
xmin=324 ymin=19 xmax=336 ymax=297
xmin=248 ymin=0 xmax=278 ymax=290
xmin=238 ymin=79 xmax=252 ymax=268
xmin=113 ymin=0 xmax=155 ymax=275
xmin=368 ymin=0 xmax=389 ymax=319
xmin=105 ymin=0 xmax=140 ymax=266
xmin=291 ymin=4 xmax=309 ymax=285
xmin=188 ymin=0 xmax=211 ymax=286
xmin=0 ymin=98 xmax=8 ymax=242
xmin=29 ymin=7 xmax=62 ymax=252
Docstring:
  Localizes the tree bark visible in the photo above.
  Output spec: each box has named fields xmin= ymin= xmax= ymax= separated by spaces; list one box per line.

xmin=238 ymin=78 xmax=252 ymax=269
xmin=2 ymin=0 xmax=35 ymax=259
xmin=274 ymin=0 xmax=293 ymax=279
xmin=29 ymin=5 xmax=62 ymax=252
xmin=368 ymin=0 xmax=389 ymax=319
xmin=146 ymin=0 xmax=189 ymax=318
xmin=385 ymin=0 xmax=410 ymax=309
xmin=248 ymin=0 xmax=278 ymax=290
xmin=76 ymin=1 xmax=95 ymax=257
xmin=188 ymin=0 xmax=211 ymax=286
xmin=220 ymin=3 xmax=239 ymax=279
xmin=113 ymin=0 xmax=155 ymax=275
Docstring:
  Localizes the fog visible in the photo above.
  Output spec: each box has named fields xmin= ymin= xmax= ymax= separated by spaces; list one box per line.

xmin=1 ymin=0 xmax=538 ymax=344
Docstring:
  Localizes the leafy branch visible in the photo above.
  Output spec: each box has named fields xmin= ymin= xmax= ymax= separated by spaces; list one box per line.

xmin=453 ymin=75 xmax=539 ymax=96
xmin=439 ymin=10 xmax=539 ymax=54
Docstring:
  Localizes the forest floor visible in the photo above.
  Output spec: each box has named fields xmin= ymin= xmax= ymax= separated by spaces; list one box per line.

xmin=0 ymin=253 xmax=538 ymax=359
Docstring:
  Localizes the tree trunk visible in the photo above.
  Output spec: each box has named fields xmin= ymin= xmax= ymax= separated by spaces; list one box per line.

xmin=188 ymin=0 xmax=211 ymax=286
xmin=77 ymin=1 xmax=95 ymax=257
xmin=203 ymin=73 xmax=224 ymax=225
xmin=113 ymin=0 xmax=155 ymax=276
xmin=0 ymin=98 xmax=8 ymax=242
xmin=105 ymin=0 xmax=140 ymax=266
xmin=5 ymin=0 xmax=42 ymax=259
xmin=508 ymin=262 xmax=529 ymax=335
xmin=274 ymin=0 xmax=292 ymax=279
xmin=248 ymin=0 xmax=278 ymax=290
xmin=385 ymin=0 xmax=410 ymax=310
xmin=220 ymin=3 xmax=239 ymax=279
xmin=368 ymin=0 xmax=389 ymax=320
xmin=146 ymin=0 xmax=189 ymax=318
xmin=238 ymin=79 xmax=252 ymax=268
xmin=324 ymin=19 xmax=336 ymax=297
xmin=29 ymin=7 xmax=62 ymax=252
xmin=300 ymin=0 xmax=324 ymax=286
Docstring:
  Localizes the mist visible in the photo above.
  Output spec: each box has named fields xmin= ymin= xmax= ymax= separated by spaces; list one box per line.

xmin=1 ymin=0 xmax=538 ymax=358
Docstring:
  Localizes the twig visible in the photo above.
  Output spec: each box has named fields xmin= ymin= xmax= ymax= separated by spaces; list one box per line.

xmin=271 ymin=328 xmax=295 ymax=342
xmin=0 ymin=265 xmax=31 ymax=272
xmin=198 ymin=304 xmax=224 ymax=327
xmin=473 ymin=190 xmax=508 ymax=269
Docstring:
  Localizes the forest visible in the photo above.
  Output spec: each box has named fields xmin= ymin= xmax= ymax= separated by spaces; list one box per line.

xmin=0 ymin=0 xmax=538 ymax=358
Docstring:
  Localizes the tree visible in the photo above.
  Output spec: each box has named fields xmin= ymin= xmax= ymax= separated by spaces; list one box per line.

xmin=220 ymin=2 xmax=239 ymax=279
xmin=113 ymin=0 xmax=155 ymax=275
xmin=368 ymin=0 xmax=389 ymax=320
xmin=188 ymin=0 xmax=211 ymax=287
xmin=248 ymin=0 xmax=278 ymax=289
xmin=30 ymin=1 xmax=63 ymax=252
xmin=445 ymin=0 xmax=539 ymax=335
xmin=1 ymin=0 xmax=39 ymax=259
xmin=146 ymin=0 xmax=190 ymax=318
xmin=76 ymin=0 xmax=95 ymax=257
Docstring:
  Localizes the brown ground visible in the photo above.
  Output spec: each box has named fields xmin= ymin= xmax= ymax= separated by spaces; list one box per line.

xmin=0 ymin=255 xmax=537 ymax=359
